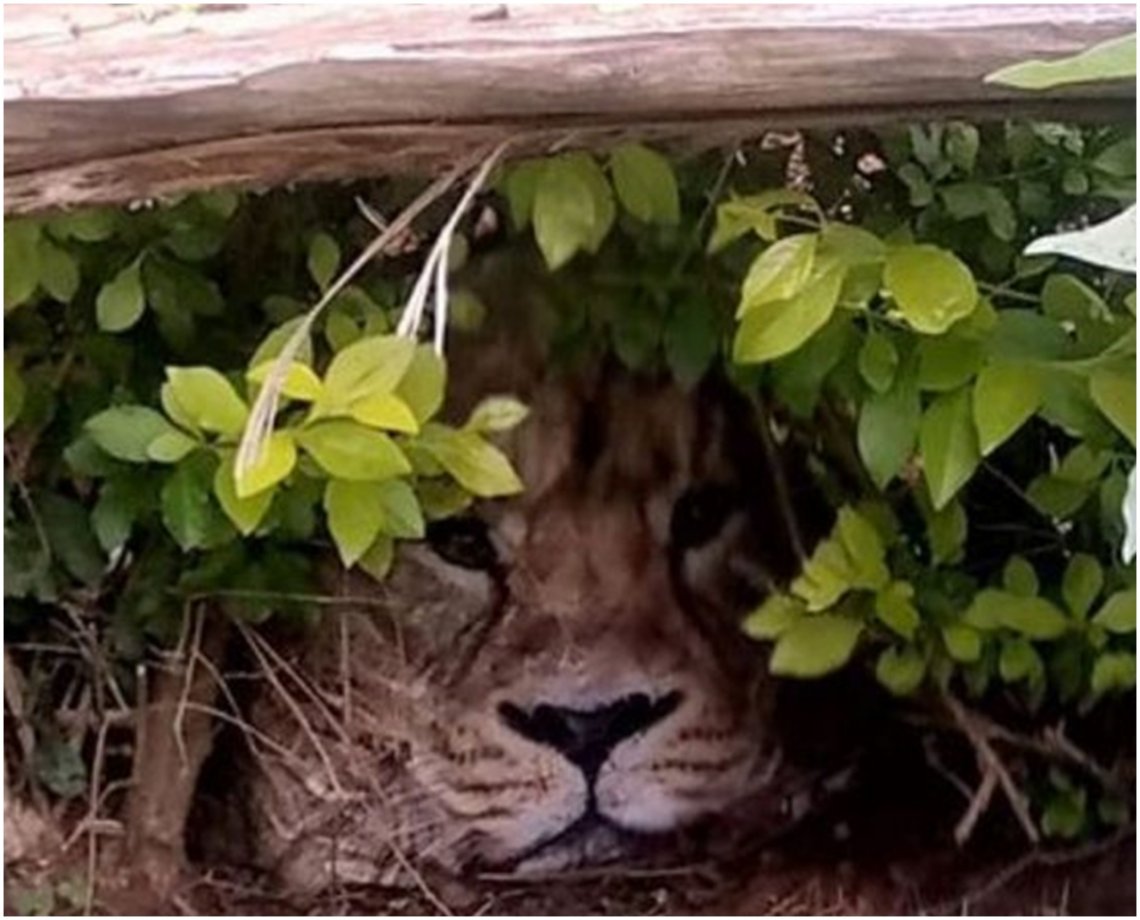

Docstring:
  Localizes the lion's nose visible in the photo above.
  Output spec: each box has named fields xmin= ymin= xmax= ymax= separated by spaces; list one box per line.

xmin=498 ymin=691 xmax=683 ymax=780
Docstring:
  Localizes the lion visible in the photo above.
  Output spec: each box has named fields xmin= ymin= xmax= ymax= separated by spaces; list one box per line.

xmin=204 ymin=248 xmax=823 ymax=893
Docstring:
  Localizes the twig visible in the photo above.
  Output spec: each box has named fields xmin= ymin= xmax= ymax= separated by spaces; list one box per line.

xmin=954 ymin=765 xmax=998 ymax=846
xmin=172 ymin=604 xmax=205 ymax=769
xmin=84 ymin=713 xmax=113 ymax=915
xmin=943 ymin=692 xmax=1040 ymax=845
xmin=234 ymin=621 xmax=346 ymax=796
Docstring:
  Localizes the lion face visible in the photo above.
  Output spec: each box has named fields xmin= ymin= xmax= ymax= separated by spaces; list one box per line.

xmin=239 ymin=255 xmax=802 ymax=888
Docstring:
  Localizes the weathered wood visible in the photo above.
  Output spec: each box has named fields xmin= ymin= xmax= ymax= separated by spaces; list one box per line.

xmin=4 ymin=4 xmax=1135 ymax=214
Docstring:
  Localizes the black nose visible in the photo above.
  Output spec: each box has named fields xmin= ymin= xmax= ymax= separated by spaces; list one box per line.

xmin=498 ymin=691 xmax=683 ymax=781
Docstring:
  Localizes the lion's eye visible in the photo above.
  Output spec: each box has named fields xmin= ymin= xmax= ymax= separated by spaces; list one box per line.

xmin=670 ymin=484 xmax=737 ymax=550
xmin=426 ymin=517 xmax=499 ymax=571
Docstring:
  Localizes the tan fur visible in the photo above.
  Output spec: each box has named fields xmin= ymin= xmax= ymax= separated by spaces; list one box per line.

xmin=237 ymin=252 xmax=794 ymax=891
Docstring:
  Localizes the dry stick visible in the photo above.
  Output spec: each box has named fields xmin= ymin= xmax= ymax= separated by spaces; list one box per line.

xmin=236 ymin=146 xmax=490 ymax=479
xmin=943 ymin=692 xmax=1040 ymax=845
xmin=242 ymin=626 xmax=351 ymax=747
xmin=84 ymin=713 xmax=113 ymax=915
xmin=234 ymin=620 xmax=346 ymax=796
xmin=171 ymin=604 xmax=205 ymax=769
xmin=954 ymin=766 xmax=998 ymax=846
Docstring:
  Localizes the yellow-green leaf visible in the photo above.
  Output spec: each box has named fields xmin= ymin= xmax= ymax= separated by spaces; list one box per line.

xmin=942 ymin=624 xmax=982 ymax=663
xmin=610 ymin=143 xmax=680 ymax=225
xmin=166 ymin=367 xmax=249 ymax=437
xmin=321 ymin=334 xmax=416 ymax=409
xmin=771 ymin=615 xmax=863 ymax=678
xmin=1091 ymin=589 xmax=1136 ymax=634
xmin=733 ymin=265 xmax=843 ymax=365
xmin=247 ymin=361 xmax=324 ymax=402
xmin=920 ymin=388 xmax=980 ymax=510
xmin=1089 ymin=365 xmax=1136 ymax=446
xmin=146 ymin=430 xmax=199 ymax=464
xmin=235 ymin=430 xmax=297 ymax=498
xmin=396 ymin=346 xmax=447 ymax=424
xmin=464 ymin=395 xmax=530 ymax=433
xmin=96 ymin=259 xmax=147 ymax=332
xmin=876 ymin=645 xmax=926 ymax=696
xmin=885 ymin=244 xmax=978 ymax=334
xmin=986 ymin=33 xmax=1136 ymax=90
xmin=742 ymin=594 xmax=804 ymax=640
xmin=349 ymin=392 xmax=419 ymax=433
xmin=973 ymin=362 xmax=1042 ymax=455
xmin=324 ymin=480 xmax=385 ymax=566
xmin=5 ymin=219 xmax=41 ymax=311
xmin=357 ymin=533 xmax=395 ymax=582
xmin=214 ymin=454 xmax=273 ymax=536
xmin=297 ymin=419 xmax=411 ymax=481
xmin=417 ymin=424 xmax=523 ymax=497
xmin=737 ymin=234 xmax=817 ymax=317
xmin=307 ymin=231 xmax=341 ymax=291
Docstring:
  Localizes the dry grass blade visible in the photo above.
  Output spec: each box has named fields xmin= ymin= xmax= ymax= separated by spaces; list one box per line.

xmin=235 ymin=146 xmax=490 ymax=481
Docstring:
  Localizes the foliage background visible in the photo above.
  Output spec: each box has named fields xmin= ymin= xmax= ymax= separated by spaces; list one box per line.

xmin=4 ymin=106 xmax=1135 ymax=844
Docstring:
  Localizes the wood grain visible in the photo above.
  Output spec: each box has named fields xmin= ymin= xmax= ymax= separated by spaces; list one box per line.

xmin=4 ymin=4 xmax=1135 ymax=214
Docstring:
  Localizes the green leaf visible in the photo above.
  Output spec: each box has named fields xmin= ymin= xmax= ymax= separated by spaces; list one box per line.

xmin=324 ymin=480 xmax=386 ymax=566
xmin=858 ymin=332 xmax=898 ymax=394
xmin=533 ymin=155 xmax=611 ymax=270
xmin=46 ymin=208 xmax=115 ymax=243
xmin=1024 ymin=205 xmax=1135 ymax=274
xmin=942 ymin=624 xmax=982 ymax=663
xmin=609 ymin=143 xmax=681 ymax=225
xmin=770 ymin=615 xmax=863 ymax=678
xmin=567 ymin=152 xmax=616 ymax=253
xmin=501 ymin=158 xmax=547 ymax=230
xmin=96 ymin=259 xmax=146 ymax=332
xmin=1002 ymin=555 xmax=1039 ymax=598
xmin=297 ymin=420 xmax=411 ymax=481
xmin=1062 ymin=553 xmax=1103 ymax=619
xmin=664 ymin=299 xmax=721 ymax=388
xmin=416 ymin=423 xmax=523 ymax=497
xmin=917 ymin=337 xmax=983 ymax=392
xmin=708 ymin=190 xmax=822 ymax=250
xmin=247 ymin=361 xmax=323 ymax=402
xmin=143 ymin=255 xmax=224 ymax=318
xmin=920 ymin=388 xmax=980 ymax=510
xmin=166 ymin=367 xmax=249 ymax=437
xmin=945 ymin=122 xmax=980 ymax=172
xmin=464 ymin=396 xmax=530 ymax=433
xmin=349 ymin=392 xmax=419 ymax=433
xmin=927 ymin=498 xmax=968 ymax=566
xmin=86 ymin=406 xmax=177 ymax=462
xmin=214 ymin=454 xmax=273 ymax=536
xmin=235 ymin=430 xmax=297 ymax=498
xmin=1027 ymin=474 xmax=1094 ymax=519
xmin=986 ymin=33 xmax=1136 ymax=89
xmin=417 ymin=478 xmax=474 ymax=520
xmin=1089 ymin=365 xmax=1136 ymax=446
xmin=1090 ymin=651 xmax=1136 ymax=695
xmin=733 ymin=265 xmax=843 ymax=365
xmin=161 ymin=453 xmax=234 ymax=551
xmin=1042 ymin=786 xmax=1087 ymax=839
xmin=875 ymin=581 xmax=920 ymax=640
xmin=737 ymin=234 xmax=817 ymax=316
xmin=39 ymin=493 xmax=106 ymax=586
xmin=146 ymin=430 xmax=199 ymax=464
xmin=307 ymin=232 xmax=341 ymax=291
xmin=395 ymin=346 xmax=447 ymax=424
xmin=37 ymin=239 xmax=80 ymax=303
xmin=4 ymin=358 xmax=25 ymax=430
xmin=967 ymin=589 xmax=1070 ymax=639
xmin=1091 ymin=590 xmax=1136 ymax=633
xmin=373 ymin=478 xmax=425 ymax=539
xmin=91 ymin=477 xmax=154 ymax=552
xmin=4 ymin=219 xmax=41 ymax=310
xmin=897 ymin=163 xmax=933 ymax=207
xmin=791 ymin=537 xmax=854 ymax=611
xmin=858 ymin=363 xmax=920 ymax=489
xmin=972 ymin=362 xmax=1042 ymax=455
xmin=885 ymin=245 xmax=978 ymax=334
xmin=835 ymin=506 xmax=890 ymax=590
xmin=743 ymin=594 xmax=804 ymax=640
xmin=321 ymin=334 xmax=416 ymax=409
xmin=999 ymin=637 xmax=1042 ymax=683
xmin=357 ymin=533 xmax=395 ymax=582
xmin=875 ymin=645 xmax=926 ymax=696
